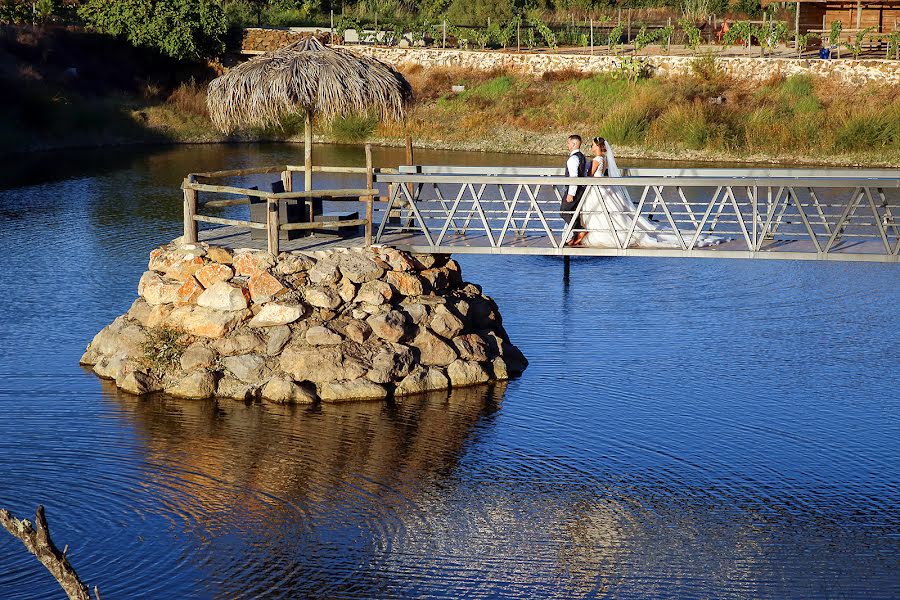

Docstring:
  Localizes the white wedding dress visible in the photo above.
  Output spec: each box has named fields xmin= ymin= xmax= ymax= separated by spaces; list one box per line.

xmin=580 ymin=142 xmax=721 ymax=248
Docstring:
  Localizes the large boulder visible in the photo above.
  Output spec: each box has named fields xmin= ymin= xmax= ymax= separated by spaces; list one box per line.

xmin=197 ymin=282 xmax=249 ymax=312
xmin=195 ymin=263 xmax=234 ymax=288
xmin=395 ymin=366 xmax=450 ymax=396
xmin=431 ymin=305 xmax=465 ymax=339
xmin=367 ymin=310 xmax=408 ymax=342
xmin=318 ymin=379 xmax=388 ymax=402
xmin=222 ymin=354 xmax=267 ymax=383
xmin=385 ymin=271 xmax=425 ymax=297
xmin=453 ymin=333 xmax=489 ymax=362
xmin=138 ymin=271 xmax=180 ymax=305
xmin=304 ymin=287 xmax=342 ymax=309
xmin=168 ymin=371 xmax=216 ymax=399
xmin=280 ymin=346 xmax=349 ymax=383
xmin=180 ymin=343 xmax=216 ymax=371
xmin=447 ymin=359 xmax=491 ymax=387
xmin=339 ymin=254 xmax=384 ymax=283
xmin=306 ymin=326 xmax=342 ymax=346
xmin=248 ymin=303 xmax=304 ymax=328
xmin=261 ymin=378 xmax=316 ymax=404
xmin=167 ymin=305 xmax=248 ymax=338
xmin=410 ymin=329 xmax=457 ymax=366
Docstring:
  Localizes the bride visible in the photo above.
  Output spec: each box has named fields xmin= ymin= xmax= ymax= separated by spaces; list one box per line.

xmin=570 ymin=137 xmax=720 ymax=248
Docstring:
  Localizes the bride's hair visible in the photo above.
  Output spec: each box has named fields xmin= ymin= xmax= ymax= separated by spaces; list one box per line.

xmin=592 ymin=137 xmax=607 ymax=151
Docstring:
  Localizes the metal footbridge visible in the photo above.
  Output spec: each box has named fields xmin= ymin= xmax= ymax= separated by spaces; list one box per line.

xmin=373 ymin=166 xmax=900 ymax=263
xmin=187 ymin=160 xmax=900 ymax=264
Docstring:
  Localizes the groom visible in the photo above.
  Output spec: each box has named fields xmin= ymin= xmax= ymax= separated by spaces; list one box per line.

xmin=561 ymin=134 xmax=588 ymax=245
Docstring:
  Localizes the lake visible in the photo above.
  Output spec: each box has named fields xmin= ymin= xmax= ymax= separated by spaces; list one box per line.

xmin=0 ymin=143 xmax=897 ymax=599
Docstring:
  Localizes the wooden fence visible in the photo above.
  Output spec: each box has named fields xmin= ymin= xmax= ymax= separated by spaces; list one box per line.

xmin=181 ymin=144 xmax=388 ymax=255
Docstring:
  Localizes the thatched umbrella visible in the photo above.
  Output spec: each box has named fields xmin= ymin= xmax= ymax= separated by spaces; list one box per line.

xmin=207 ymin=36 xmax=412 ymax=190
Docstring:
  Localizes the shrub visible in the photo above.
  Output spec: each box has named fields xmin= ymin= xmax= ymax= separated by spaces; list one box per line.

xmin=142 ymin=325 xmax=191 ymax=375
xmin=648 ymin=103 xmax=710 ymax=149
xmin=330 ymin=114 xmax=378 ymax=142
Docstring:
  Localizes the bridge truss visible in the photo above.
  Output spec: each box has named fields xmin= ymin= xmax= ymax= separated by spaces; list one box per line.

xmin=373 ymin=167 xmax=900 ymax=263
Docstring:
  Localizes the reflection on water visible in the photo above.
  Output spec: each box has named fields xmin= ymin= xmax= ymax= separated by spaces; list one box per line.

xmin=103 ymin=382 xmax=504 ymax=599
xmin=0 ymin=143 xmax=897 ymax=599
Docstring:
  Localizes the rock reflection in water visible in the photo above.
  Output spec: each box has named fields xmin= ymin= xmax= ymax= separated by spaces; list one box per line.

xmin=103 ymin=382 xmax=504 ymax=598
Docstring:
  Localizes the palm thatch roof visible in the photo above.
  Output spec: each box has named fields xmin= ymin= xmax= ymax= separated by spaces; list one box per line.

xmin=207 ymin=37 xmax=413 ymax=133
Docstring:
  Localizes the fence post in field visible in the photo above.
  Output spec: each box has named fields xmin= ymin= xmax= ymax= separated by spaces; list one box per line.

xmin=182 ymin=176 xmax=198 ymax=244
xmin=590 ymin=18 xmax=594 ymax=54
xmin=267 ymin=197 xmax=280 ymax=255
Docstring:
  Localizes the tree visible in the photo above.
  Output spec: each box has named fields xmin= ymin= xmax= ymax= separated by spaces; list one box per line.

xmin=78 ymin=0 xmax=227 ymax=61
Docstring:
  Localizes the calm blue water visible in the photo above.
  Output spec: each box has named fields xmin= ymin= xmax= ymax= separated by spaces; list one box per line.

xmin=0 ymin=144 xmax=897 ymax=599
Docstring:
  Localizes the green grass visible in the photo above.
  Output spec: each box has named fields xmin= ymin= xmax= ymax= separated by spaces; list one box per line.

xmin=329 ymin=114 xmax=378 ymax=142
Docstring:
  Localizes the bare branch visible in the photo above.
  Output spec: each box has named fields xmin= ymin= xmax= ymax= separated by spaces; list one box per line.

xmin=0 ymin=505 xmax=93 ymax=600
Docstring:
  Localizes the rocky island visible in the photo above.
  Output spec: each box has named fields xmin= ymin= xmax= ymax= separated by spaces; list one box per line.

xmin=81 ymin=243 xmax=527 ymax=402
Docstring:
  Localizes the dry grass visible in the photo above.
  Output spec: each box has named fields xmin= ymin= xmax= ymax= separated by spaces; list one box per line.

xmin=392 ymin=64 xmax=900 ymax=162
xmin=167 ymin=79 xmax=209 ymax=118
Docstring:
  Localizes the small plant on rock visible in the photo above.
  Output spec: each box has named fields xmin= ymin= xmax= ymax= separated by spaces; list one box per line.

xmin=142 ymin=325 xmax=191 ymax=375
xmin=613 ymin=56 xmax=652 ymax=83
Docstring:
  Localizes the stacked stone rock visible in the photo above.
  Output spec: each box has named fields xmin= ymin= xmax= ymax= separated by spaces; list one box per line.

xmin=81 ymin=243 xmax=527 ymax=403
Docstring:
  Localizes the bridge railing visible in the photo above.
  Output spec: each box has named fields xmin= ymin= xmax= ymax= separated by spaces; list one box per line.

xmin=373 ymin=167 xmax=900 ymax=262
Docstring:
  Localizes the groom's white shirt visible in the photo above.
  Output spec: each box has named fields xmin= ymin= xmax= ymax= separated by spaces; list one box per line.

xmin=566 ymin=149 xmax=582 ymax=197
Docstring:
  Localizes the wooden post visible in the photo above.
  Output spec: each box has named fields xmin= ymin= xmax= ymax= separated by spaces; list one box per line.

xmin=795 ymin=1 xmax=801 ymax=49
xmin=365 ymin=143 xmax=374 ymax=246
xmin=281 ymin=169 xmax=292 ymax=193
xmin=627 ymin=9 xmax=631 ymax=44
xmin=590 ymin=18 xmax=594 ymax=55
xmin=267 ymin=198 xmax=280 ymax=255
xmin=304 ymin=110 xmax=312 ymax=192
xmin=182 ymin=177 xmax=198 ymax=244
xmin=405 ymin=133 xmax=414 ymax=166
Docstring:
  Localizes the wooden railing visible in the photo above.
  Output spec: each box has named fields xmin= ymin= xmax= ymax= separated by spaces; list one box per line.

xmin=181 ymin=144 xmax=388 ymax=254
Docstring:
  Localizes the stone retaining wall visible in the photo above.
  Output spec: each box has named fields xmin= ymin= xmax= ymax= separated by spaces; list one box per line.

xmin=348 ymin=46 xmax=900 ymax=85
xmin=241 ymin=27 xmax=329 ymax=53
xmin=81 ymin=243 xmax=527 ymax=403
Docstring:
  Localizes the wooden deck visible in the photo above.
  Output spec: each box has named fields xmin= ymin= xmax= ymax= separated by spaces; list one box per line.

xmin=199 ymin=225 xmax=895 ymax=262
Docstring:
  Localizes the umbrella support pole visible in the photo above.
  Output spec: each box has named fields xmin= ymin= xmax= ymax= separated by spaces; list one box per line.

xmin=304 ymin=111 xmax=313 ymax=194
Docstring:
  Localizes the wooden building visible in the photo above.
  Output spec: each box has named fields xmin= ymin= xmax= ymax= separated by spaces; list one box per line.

xmin=767 ymin=0 xmax=900 ymax=34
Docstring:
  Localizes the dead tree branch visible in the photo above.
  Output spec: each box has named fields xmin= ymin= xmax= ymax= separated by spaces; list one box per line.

xmin=0 ymin=505 xmax=96 ymax=600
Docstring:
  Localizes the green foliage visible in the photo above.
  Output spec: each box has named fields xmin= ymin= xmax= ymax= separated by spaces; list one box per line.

xmin=723 ymin=20 xmax=753 ymax=47
xmin=731 ymin=0 xmax=762 ymax=17
xmin=835 ymin=110 xmax=900 ymax=151
xmin=79 ymin=0 xmax=227 ymax=61
xmin=758 ymin=20 xmax=788 ymax=53
xmin=634 ymin=25 xmax=674 ymax=51
xmin=795 ymin=31 xmax=819 ymax=57
xmin=142 ymin=325 xmax=191 ymax=375
xmin=843 ymin=26 xmax=875 ymax=59
xmin=613 ymin=56 xmax=652 ymax=83
xmin=681 ymin=0 xmax=711 ymax=21
xmin=527 ymin=12 xmax=557 ymax=49
xmin=828 ymin=20 xmax=842 ymax=46
xmin=886 ymin=31 xmax=900 ymax=60
xmin=330 ymin=113 xmax=378 ymax=141
xmin=690 ymin=53 xmax=719 ymax=79
xmin=336 ymin=15 xmax=360 ymax=38
xmin=677 ymin=17 xmax=701 ymax=51
xmin=607 ymin=23 xmax=625 ymax=54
